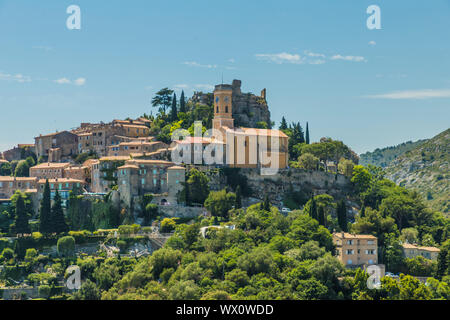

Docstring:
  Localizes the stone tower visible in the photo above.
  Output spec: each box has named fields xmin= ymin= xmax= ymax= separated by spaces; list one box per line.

xmin=212 ymin=84 xmax=234 ymax=131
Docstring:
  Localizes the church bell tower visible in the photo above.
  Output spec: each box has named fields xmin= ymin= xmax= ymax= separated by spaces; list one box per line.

xmin=212 ymin=84 xmax=234 ymax=131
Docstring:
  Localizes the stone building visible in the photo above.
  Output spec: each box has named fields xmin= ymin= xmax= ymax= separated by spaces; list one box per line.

xmin=0 ymin=176 xmax=38 ymax=199
xmin=211 ymin=82 xmax=289 ymax=169
xmin=34 ymin=131 xmax=78 ymax=161
xmin=117 ymin=159 xmax=185 ymax=206
xmin=90 ymin=156 xmax=130 ymax=193
xmin=2 ymin=144 xmax=35 ymax=162
xmin=107 ymin=141 xmax=167 ymax=157
xmin=37 ymin=178 xmax=85 ymax=207
xmin=333 ymin=232 xmax=378 ymax=267
xmin=402 ymin=243 xmax=441 ymax=261
xmin=29 ymin=162 xmax=71 ymax=180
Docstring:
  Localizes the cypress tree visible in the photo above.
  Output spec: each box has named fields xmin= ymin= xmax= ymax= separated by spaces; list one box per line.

xmin=170 ymin=93 xmax=178 ymax=122
xmin=39 ymin=180 xmax=52 ymax=235
xmin=180 ymin=90 xmax=186 ymax=113
xmin=435 ymin=249 xmax=448 ymax=280
xmin=318 ymin=206 xmax=325 ymax=226
xmin=15 ymin=193 xmax=30 ymax=235
xmin=52 ymin=190 xmax=68 ymax=234
xmin=235 ymin=185 xmax=242 ymax=209
xmin=262 ymin=194 xmax=271 ymax=211
xmin=310 ymin=197 xmax=318 ymax=221
xmin=337 ymin=199 xmax=348 ymax=232
xmin=279 ymin=117 xmax=288 ymax=130
xmin=305 ymin=122 xmax=310 ymax=144
xmin=360 ymin=203 xmax=366 ymax=218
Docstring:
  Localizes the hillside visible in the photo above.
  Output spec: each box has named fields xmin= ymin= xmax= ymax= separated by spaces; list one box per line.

xmin=385 ymin=128 xmax=450 ymax=214
xmin=360 ymin=140 xmax=427 ymax=168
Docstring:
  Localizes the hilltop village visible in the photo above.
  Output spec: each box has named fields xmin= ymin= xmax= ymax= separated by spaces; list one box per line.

xmin=0 ymin=80 xmax=448 ymax=300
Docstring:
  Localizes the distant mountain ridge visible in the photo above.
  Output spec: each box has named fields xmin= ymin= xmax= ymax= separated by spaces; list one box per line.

xmin=360 ymin=139 xmax=427 ymax=168
xmin=383 ymin=129 xmax=449 ymax=214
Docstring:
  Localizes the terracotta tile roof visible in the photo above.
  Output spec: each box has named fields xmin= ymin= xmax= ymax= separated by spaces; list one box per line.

xmin=402 ymin=243 xmax=440 ymax=252
xmin=333 ymin=232 xmax=377 ymax=240
xmin=38 ymin=178 xmax=85 ymax=184
xmin=31 ymin=162 xmax=71 ymax=169
xmin=117 ymin=164 xmax=139 ymax=170
xmin=225 ymin=127 xmax=288 ymax=138
xmin=99 ymin=156 xmax=131 ymax=162
xmin=168 ymin=166 xmax=185 ymax=170
xmin=0 ymin=176 xmax=37 ymax=182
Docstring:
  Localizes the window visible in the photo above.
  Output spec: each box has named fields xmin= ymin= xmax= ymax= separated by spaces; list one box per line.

xmin=347 ymin=260 xmax=353 ymax=265
xmin=368 ymin=259 xmax=373 ymax=264
xmin=225 ymin=106 xmax=229 ymax=113
xmin=216 ymin=106 xmax=219 ymax=113
xmin=141 ymin=178 xmax=145 ymax=185
xmin=368 ymin=240 xmax=375 ymax=245
xmin=346 ymin=249 xmax=354 ymax=255
xmin=153 ymin=179 xmax=157 ymax=185
xmin=347 ymin=240 xmax=353 ymax=245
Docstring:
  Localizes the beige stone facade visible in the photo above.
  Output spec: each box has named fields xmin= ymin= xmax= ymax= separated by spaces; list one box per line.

xmin=30 ymin=162 xmax=71 ymax=180
xmin=333 ymin=232 xmax=378 ymax=267
xmin=402 ymin=243 xmax=440 ymax=261
xmin=35 ymin=131 xmax=78 ymax=161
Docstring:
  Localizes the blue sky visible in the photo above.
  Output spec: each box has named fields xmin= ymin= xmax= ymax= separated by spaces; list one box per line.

xmin=0 ymin=0 xmax=449 ymax=154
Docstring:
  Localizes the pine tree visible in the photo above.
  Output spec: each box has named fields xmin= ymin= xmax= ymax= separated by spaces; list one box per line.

xmin=52 ymin=190 xmax=68 ymax=234
xmin=15 ymin=194 xmax=30 ymax=235
xmin=279 ymin=117 xmax=288 ymax=130
xmin=305 ymin=122 xmax=310 ymax=144
xmin=39 ymin=180 xmax=52 ymax=235
xmin=318 ymin=206 xmax=325 ymax=226
xmin=180 ymin=90 xmax=186 ymax=113
xmin=235 ymin=185 xmax=242 ymax=209
xmin=337 ymin=199 xmax=348 ymax=232
xmin=170 ymin=93 xmax=178 ymax=122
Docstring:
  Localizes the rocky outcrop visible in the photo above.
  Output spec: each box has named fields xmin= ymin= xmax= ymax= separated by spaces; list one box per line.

xmin=190 ymin=79 xmax=272 ymax=128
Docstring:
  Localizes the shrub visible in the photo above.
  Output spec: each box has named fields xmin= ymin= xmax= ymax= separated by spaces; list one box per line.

xmin=160 ymin=218 xmax=176 ymax=233
xmin=57 ymin=236 xmax=76 ymax=257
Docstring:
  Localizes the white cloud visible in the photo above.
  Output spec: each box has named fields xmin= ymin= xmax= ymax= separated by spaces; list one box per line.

xmin=182 ymin=61 xmax=217 ymax=69
xmin=255 ymin=52 xmax=304 ymax=64
xmin=369 ymin=41 xmax=376 ymax=46
xmin=304 ymin=50 xmax=326 ymax=58
xmin=330 ymin=55 xmax=366 ymax=62
xmin=0 ymin=72 xmax=32 ymax=83
xmin=74 ymin=78 xmax=86 ymax=86
xmin=365 ymin=89 xmax=450 ymax=99
xmin=54 ymin=77 xmax=86 ymax=86
xmin=54 ymin=78 xmax=72 ymax=84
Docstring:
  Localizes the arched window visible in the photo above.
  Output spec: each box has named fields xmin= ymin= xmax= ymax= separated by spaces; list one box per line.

xmin=225 ymin=106 xmax=228 ymax=113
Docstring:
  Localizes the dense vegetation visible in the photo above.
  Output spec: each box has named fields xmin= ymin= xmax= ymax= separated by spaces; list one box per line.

xmin=360 ymin=140 xmax=426 ymax=168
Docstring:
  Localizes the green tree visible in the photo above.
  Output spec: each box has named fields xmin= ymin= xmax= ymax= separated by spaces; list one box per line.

xmin=151 ymin=87 xmax=174 ymax=114
xmin=14 ymin=192 xmax=30 ymax=235
xmin=235 ymin=185 xmax=242 ymax=209
xmin=52 ymin=190 xmax=68 ymax=234
xmin=14 ymin=160 xmax=30 ymax=177
xmin=170 ymin=93 xmax=178 ymax=121
xmin=336 ymin=199 xmax=348 ymax=232
xmin=184 ymin=169 xmax=210 ymax=205
xmin=318 ymin=206 xmax=325 ymax=226
xmin=279 ymin=117 xmax=288 ymax=130
xmin=204 ymin=189 xmax=236 ymax=219
xmin=179 ymin=90 xmax=186 ymax=113
xmin=351 ymin=165 xmax=372 ymax=194
xmin=57 ymin=236 xmax=75 ymax=257
xmin=39 ymin=180 xmax=52 ymax=235
xmin=0 ymin=162 xmax=12 ymax=176
xmin=297 ymin=153 xmax=319 ymax=170
xmin=305 ymin=122 xmax=310 ymax=144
